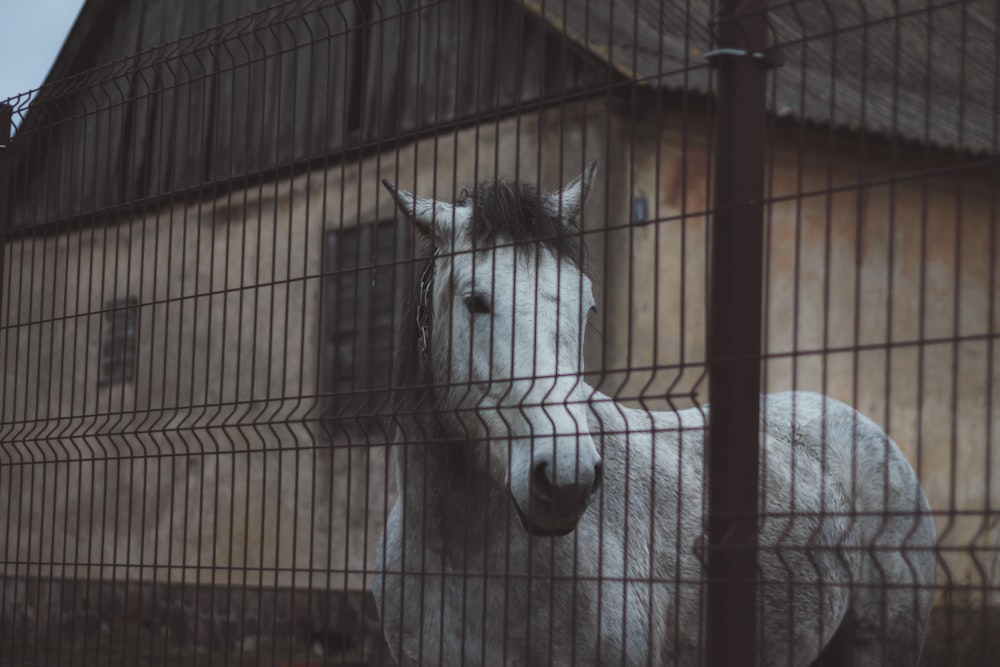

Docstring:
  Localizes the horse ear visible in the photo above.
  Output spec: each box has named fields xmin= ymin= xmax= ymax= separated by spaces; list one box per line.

xmin=547 ymin=160 xmax=597 ymax=223
xmin=382 ymin=179 xmax=458 ymax=243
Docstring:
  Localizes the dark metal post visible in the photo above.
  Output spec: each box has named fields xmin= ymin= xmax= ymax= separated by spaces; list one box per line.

xmin=0 ymin=103 xmax=11 ymax=314
xmin=706 ymin=1 xmax=769 ymax=665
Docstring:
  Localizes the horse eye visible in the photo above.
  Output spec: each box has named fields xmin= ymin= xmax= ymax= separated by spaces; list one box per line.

xmin=589 ymin=304 xmax=598 ymax=316
xmin=464 ymin=294 xmax=492 ymax=315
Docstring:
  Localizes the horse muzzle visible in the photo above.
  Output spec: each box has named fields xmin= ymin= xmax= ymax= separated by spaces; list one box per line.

xmin=509 ymin=458 xmax=602 ymax=537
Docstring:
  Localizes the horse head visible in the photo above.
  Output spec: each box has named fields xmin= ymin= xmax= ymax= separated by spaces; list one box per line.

xmin=383 ymin=162 xmax=602 ymax=536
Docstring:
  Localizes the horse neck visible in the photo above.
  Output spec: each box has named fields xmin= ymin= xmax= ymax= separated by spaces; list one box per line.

xmin=390 ymin=411 xmax=504 ymax=541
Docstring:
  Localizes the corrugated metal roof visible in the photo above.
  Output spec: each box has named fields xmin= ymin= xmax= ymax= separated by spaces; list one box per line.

xmin=523 ymin=0 xmax=999 ymax=153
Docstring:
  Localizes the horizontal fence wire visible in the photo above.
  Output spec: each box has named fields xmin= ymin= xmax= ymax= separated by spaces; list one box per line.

xmin=0 ymin=0 xmax=997 ymax=665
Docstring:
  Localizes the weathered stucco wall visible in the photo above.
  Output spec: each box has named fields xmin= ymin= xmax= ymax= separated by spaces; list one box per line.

xmin=0 ymin=101 xmax=612 ymax=593
xmin=607 ymin=108 xmax=999 ymax=603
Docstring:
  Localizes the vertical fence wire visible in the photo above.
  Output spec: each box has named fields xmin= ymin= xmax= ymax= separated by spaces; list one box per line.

xmin=0 ymin=103 xmax=9 ymax=328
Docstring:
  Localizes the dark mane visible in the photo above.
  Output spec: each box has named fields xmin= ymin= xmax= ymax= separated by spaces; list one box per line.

xmin=460 ymin=178 xmax=586 ymax=269
xmin=392 ymin=239 xmax=436 ymax=414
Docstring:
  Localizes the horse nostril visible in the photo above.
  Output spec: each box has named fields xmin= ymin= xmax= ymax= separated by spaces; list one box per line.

xmin=532 ymin=461 xmax=554 ymax=504
xmin=532 ymin=460 xmax=601 ymax=510
xmin=592 ymin=461 xmax=603 ymax=493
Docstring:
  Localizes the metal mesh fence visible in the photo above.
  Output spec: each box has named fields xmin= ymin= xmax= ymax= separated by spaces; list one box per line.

xmin=0 ymin=0 xmax=997 ymax=665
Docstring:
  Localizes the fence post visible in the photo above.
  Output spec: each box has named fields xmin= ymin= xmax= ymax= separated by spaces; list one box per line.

xmin=706 ymin=1 xmax=769 ymax=665
xmin=0 ymin=103 xmax=10 ymax=316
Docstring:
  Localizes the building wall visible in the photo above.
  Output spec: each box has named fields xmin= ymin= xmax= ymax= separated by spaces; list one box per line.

xmin=2 ymin=97 xmax=996 ymax=604
xmin=0 ymin=101 xmax=612 ymax=592
xmin=609 ymin=108 xmax=999 ymax=603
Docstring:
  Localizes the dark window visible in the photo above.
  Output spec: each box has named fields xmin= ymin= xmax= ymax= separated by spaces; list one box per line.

xmin=322 ymin=219 xmax=412 ymax=422
xmin=101 ymin=297 xmax=139 ymax=384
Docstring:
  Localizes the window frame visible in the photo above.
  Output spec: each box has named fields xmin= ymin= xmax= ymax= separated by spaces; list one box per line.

xmin=100 ymin=297 xmax=139 ymax=385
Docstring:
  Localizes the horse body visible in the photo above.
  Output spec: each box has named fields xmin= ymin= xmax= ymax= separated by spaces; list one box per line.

xmin=373 ymin=165 xmax=936 ymax=666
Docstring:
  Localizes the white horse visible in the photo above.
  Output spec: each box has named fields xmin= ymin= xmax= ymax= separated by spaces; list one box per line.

xmin=373 ymin=163 xmax=937 ymax=666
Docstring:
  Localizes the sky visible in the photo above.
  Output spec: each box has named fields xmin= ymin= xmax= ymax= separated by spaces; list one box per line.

xmin=1 ymin=0 xmax=87 ymax=108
